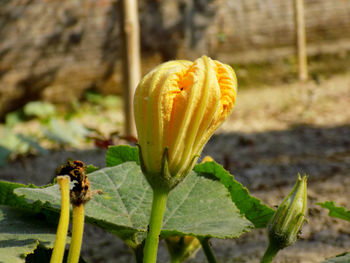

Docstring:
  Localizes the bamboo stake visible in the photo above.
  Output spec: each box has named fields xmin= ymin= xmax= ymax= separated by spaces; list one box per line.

xmin=294 ymin=0 xmax=308 ymax=81
xmin=120 ymin=0 xmax=141 ymax=137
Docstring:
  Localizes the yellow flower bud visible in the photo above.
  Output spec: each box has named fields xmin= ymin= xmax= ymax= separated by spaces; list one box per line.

xmin=134 ymin=56 xmax=237 ymax=190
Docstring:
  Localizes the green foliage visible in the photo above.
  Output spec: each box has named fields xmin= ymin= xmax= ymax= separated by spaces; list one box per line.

xmin=106 ymin=145 xmax=274 ymax=227
xmin=0 ymin=181 xmax=57 ymax=222
xmin=0 ymin=205 xmax=57 ymax=263
xmin=317 ymin=201 xmax=350 ymax=223
xmin=23 ymin=101 xmax=56 ymax=119
xmin=194 ymin=161 xmax=275 ymax=228
xmin=85 ymin=91 xmax=105 ymax=104
xmin=106 ymin=145 xmax=140 ymax=166
xmin=0 ymin=181 xmax=35 ymax=209
xmin=0 ymin=130 xmax=48 ymax=167
xmin=43 ymin=119 xmax=89 ymax=146
xmin=0 ymin=145 xmax=278 ymax=262
xmin=85 ymin=91 xmax=122 ymax=109
xmin=0 ymin=93 xmax=123 ymax=166
xmin=14 ymin=161 xmax=253 ymax=248
xmin=0 ymin=129 xmax=31 ymax=155
xmin=106 ymin=146 xmax=274 ymax=228
xmin=321 ymin=252 xmax=350 ymax=263
xmin=5 ymin=110 xmax=24 ymax=127
xmin=85 ymin=164 xmax=99 ymax=173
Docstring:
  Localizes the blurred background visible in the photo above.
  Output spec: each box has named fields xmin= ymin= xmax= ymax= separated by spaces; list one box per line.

xmin=0 ymin=0 xmax=350 ymax=262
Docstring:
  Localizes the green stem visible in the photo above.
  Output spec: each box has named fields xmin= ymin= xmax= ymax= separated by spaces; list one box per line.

xmin=50 ymin=176 xmax=70 ymax=263
xmin=260 ymin=242 xmax=280 ymax=263
xmin=143 ymin=188 xmax=169 ymax=263
xmin=200 ymin=238 xmax=218 ymax=263
xmin=67 ymin=204 xmax=85 ymax=263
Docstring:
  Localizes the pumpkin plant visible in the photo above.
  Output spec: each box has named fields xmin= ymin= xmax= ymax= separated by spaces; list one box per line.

xmin=0 ymin=56 xmax=318 ymax=263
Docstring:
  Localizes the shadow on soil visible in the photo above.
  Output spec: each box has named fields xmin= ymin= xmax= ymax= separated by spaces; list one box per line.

xmin=0 ymin=124 xmax=349 ymax=192
xmin=204 ymin=124 xmax=350 ymax=190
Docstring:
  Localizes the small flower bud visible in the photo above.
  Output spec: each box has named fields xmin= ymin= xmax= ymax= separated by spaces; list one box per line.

xmin=166 ymin=236 xmax=201 ymax=262
xmin=134 ymin=56 xmax=237 ymax=191
xmin=268 ymin=174 xmax=308 ymax=250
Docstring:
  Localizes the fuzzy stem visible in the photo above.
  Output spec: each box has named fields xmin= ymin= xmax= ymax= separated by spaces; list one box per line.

xmin=50 ymin=176 xmax=70 ymax=263
xmin=260 ymin=242 xmax=280 ymax=263
xmin=67 ymin=204 xmax=85 ymax=263
xmin=143 ymin=188 xmax=169 ymax=263
xmin=200 ymin=238 xmax=218 ymax=263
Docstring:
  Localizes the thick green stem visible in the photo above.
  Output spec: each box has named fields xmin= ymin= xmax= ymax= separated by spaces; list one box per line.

xmin=143 ymin=189 xmax=169 ymax=263
xmin=260 ymin=242 xmax=280 ymax=263
xmin=200 ymin=238 xmax=218 ymax=263
xmin=67 ymin=204 xmax=85 ymax=263
xmin=50 ymin=176 xmax=70 ymax=263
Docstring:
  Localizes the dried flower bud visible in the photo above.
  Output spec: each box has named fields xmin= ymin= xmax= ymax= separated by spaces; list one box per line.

xmin=268 ymin=174 xmax=307 ymax=249
xmin=134 ymin=56 xmax=237 ymax=190
xmin=56 ymin=160 xmax=92 ymax=206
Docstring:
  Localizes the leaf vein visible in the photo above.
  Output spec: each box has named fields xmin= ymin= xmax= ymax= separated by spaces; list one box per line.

xmin=103 ymin=170 xmax=133 ymax=227
xmin=162 ymin=176 xmax=199 ymax=226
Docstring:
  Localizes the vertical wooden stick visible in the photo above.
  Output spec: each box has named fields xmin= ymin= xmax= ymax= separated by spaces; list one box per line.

xmin=294 ymin=0 xmax=308 ymax=81
xmin=120 ymin=0 xmax=141 ymax=137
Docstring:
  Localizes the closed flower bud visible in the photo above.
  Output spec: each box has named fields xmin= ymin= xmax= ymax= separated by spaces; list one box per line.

xmin=268 ymin=174 xmax=307 ymax=250
xmin=134 ymin=56 xmax=237 ymax=190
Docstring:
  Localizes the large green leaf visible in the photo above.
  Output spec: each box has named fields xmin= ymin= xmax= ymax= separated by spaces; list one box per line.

xmin=14 ymin=162 xmax=252 ymax=248
xmin=106 ymin=146 xmax=274 ymax=228
xmin=162 ymin=172 xmax=251 ymax=238
xmin=0 ymin=181 xmax=39 ymax=210
xmin=0 ymin=205 xmax=57 ymax=263
xmin=317 ymin=201 xmax=350 ymax=222
xmin=321 ymin=253 xmax=350 ymax=263
xmin=106 ymin=145 xmax=140 ymax=167
xmin=194 ymin=161 xmax=275 ymax=228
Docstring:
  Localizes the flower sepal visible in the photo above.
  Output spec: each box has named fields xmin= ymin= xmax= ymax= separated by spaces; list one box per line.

xmin=139 ymin=146 xmax=199 ymax=192
xmin=268 ymin=174 xmax=307 ymax=250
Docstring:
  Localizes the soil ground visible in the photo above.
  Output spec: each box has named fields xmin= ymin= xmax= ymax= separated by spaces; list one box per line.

xmin=0 ymin=73 xmax=349 ymax=263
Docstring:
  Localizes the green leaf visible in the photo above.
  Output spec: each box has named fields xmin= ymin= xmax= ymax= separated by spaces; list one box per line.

xmin=317 ymin=201 xmax=350 ymax=222
xmin=162 ymin=172 xmax=252 ymax=238
xmin=43 ymin=119 xmax=89 ymax=146
xmin=0 ymin=181 xmax=59 ymax=225
xmin=16 ymin=134 xmax=48 ymax=155
xmin=5 ymin=110 xmax=23 ymax=127
xmin=85 ymin=164 xmax=99 ymax=174
xmin=0 ymin=205 xmax=57 ymax=263
xmin=106 ymin=145 xmax=140 ymax=167
xmin=0 ymin=129 xmax=30 ymax=155
xmin=194 ymin=161 xmax=275 ymax=228
xmin=23 ymin=101 xmax=56 ymax=119
xmin=0 ymin=181 xmax=38 ymax=210
xmin=14 ymin=162 xmax=252 ymax=248
xmin=0 ymin=129 xmax=47 ymax=162
xmin=321 ymin=252 xmax=350 ymax=263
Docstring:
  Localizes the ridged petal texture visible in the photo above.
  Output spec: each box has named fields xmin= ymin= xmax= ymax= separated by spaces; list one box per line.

xmin=134 ymin=56 xmax=237 ymax=189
